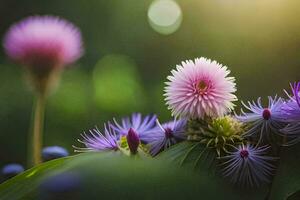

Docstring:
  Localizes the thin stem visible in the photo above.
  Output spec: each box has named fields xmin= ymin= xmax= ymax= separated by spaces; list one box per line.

xmin=30 ymin=93 xmax=46 ymax=166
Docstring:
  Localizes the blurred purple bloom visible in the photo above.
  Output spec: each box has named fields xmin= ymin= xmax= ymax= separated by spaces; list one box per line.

xmin=73 ymin=124 xmax=119 ymax=152
xmin=126 ymin=128 xmax=140 ymax=154
xmin=1 ymin=163 xmax=24 ymax=180
xmin=220 ymin=144 xmax=276 ymax=187
xmin=3 ymin=15 xmax=83 ymax=69
xmin=236 ymin=96 xmax=287 ymax=143
xmin=42 ymin=146 xmax=69 ymax=162
xmin=111 ymin=113 xmax=156 ymax=136
xmin=141 ymin=119 xmax=187 ymax=156
xmin=39 ymin=172 xmax=81 ymax=200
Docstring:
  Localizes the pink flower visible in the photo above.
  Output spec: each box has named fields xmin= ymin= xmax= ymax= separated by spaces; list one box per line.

xmin=3 ymin=15 xmax=83 ymax=69
xmin=164 ymin=57 xmax=237 ymax=118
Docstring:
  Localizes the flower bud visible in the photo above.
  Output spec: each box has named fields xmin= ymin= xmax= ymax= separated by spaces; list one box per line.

xmin=126 ymin=128 xmax=140 ymax=154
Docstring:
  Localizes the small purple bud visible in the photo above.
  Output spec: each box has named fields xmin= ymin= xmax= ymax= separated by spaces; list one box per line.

xmin=262 ymin=108 xmax=271 ymax=120
xmin=126 ymin=128 xmax=140 ymax=154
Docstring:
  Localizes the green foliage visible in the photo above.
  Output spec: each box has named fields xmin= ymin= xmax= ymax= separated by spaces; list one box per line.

xmin=0 ymin=143 xmax=299 ymax=199
xmin=157 ymin=141 xmax=300 ymax=200
xmin=0 ymin=151 xmax=233 ymax=200
xmin=93 ymin=55 xmax=146 ymax=113
xmin=269 ymin=144 xmax=300 ymax=200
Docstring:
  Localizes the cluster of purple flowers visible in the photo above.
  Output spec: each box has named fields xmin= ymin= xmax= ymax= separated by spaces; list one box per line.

xmin=73 ymin=113 xmax=187 ymax=156
xmin=73 ymin=55 xmax=300 ymax=188
xmin=236 ymin=82 xmax=300 ymax=145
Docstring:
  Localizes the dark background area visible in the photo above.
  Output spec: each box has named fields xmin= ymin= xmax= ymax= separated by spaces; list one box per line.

xmin=0 ymin=0 xmax=299 ymax=167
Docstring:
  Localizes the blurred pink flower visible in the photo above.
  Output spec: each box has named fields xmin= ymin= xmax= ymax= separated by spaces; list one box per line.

xmin=164 ymin=57 xmax=237 ymax=119
xmin=3 ymin=15 xmax=83 ymax=69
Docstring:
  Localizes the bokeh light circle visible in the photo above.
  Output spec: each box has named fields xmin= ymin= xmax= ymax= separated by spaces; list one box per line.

xmin=148 ymin=0 xmax=182 ymax=35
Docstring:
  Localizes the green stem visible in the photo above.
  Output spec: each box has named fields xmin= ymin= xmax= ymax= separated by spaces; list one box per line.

xmin=29 ymin=93 xmax=46 ymax=166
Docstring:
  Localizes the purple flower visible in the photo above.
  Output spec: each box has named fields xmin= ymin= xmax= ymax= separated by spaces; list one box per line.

xmin=3 ymin=15 xmax=83 ymax=69
xmin=126 ymin=128 xmax=140 ymax=154
xmin=141 ymin=119 xmax=187 ymax=156
xmin=111 ymin=113 xmax=156 ymax=136
xmin=220 ymin=144 xmax=276 ymax=187
xmin=282 ymin=82 xmax=300 ymax=122
xmin=236 ymin=96 xmax=287 ymax=144
xmin=73 ymin=124 xmax=119 ymax=152
xmin=279 ymin=82 xmax=300 ymax=145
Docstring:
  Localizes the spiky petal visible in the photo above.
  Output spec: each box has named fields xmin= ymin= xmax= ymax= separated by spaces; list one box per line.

xmin=220 ymin=144 xmax=276 ymax=187
xmin=73 ymin=124 xmax=118 ymax=152
xmin=141 ymin=119 xmax=187 ymax=156
xmin=236 ymin=96 xmax=287 ymax=144
xmin=164 ymin=57 xmax=237 ymax=119
xmin=111 ymin=113 xmax=156 ymax=136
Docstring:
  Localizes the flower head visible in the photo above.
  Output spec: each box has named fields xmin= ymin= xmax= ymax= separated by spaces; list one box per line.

xmin=3 ymin=15 xmax=83 ymax=69
xmin=236 ymin=96 xmax=287 ymax=144
xmin=220 ymin=144 xmax=276 ymax=187
xmin=111 ymin=113 xmax=156 ymax=136
xmin=42 ymin=146 xmax=69 ymax=162
xmin=164 ymin=57 xmax=237 ymax=119
xmin=141 ymin=119 xmax=187 ymax=156
xmin=73 ymin=124 xmax=119 ymax=152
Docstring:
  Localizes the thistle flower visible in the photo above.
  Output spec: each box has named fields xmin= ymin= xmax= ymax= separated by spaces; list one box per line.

xmin=164 ymin=57 xmax=237 ymax=119
xmin=3 ymin=16 xmax=83 ymax=166
xmin=236 ymin=96 xmax=287 ymax=144
xmin=73 ymin=124 xmax=119 ymax=152
xmin=220 ymin=144 xmax=276 ymax=187
xmin=111 ymin=113 xmax=156 ymax=136
xmin=42 ymin=146 xmax=69 ymax=162
xmin=4 ymin=15 xmax=83 ymax=70
xmin=142 ymin=119 xmax=187 ymax=156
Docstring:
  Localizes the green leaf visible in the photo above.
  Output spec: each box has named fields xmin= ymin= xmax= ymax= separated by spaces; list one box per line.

xmin=157 ymin=141 xmax=269 ymax=200
xmin=269 ymin=144 xmax=300 ymax=200
xmin=0 ymin=150 xmax=247 ymax=200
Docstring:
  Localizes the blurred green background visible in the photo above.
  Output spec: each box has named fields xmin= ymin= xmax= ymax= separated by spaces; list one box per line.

xmin=0 ymin=0 xmax=299 ymax=167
